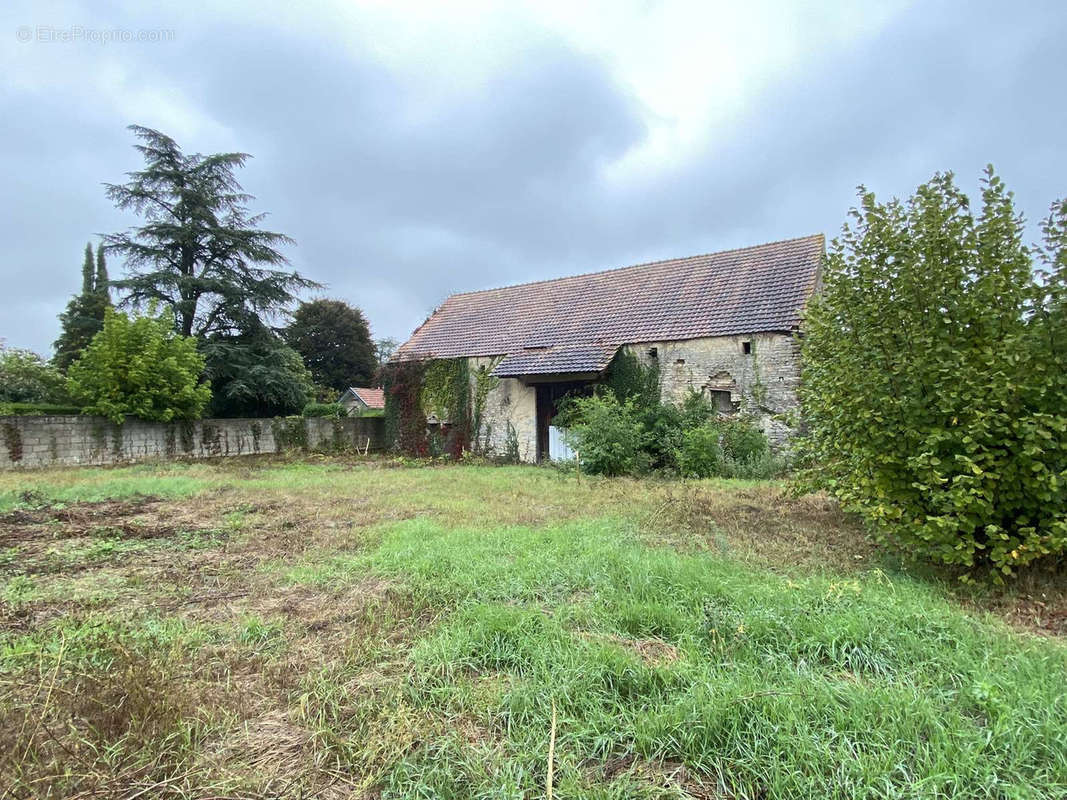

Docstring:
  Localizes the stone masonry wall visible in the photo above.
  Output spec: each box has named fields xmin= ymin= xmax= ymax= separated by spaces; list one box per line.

xmin=0 ymin=415 xmax=385 ymax=470
xmin=469 ymin=356 xmax=538 ymax=463
xmin=627 ymin=333 xmax=802 ymax=445
xmin=465 ymin=333 xmax=802 ymax=462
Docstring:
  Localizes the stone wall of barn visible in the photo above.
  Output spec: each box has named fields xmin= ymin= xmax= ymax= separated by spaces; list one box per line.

xmin=626 ymin=332 xmax=802 ymax=446
xmin=468 ymin=332 xmax=802 ymax=462
xmin=469 ymin=356 xmax=538 ymax=463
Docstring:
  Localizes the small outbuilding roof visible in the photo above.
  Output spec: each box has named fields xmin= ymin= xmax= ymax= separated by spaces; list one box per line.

xmin=342 ymin=387 xmax=385 ymax=409
xmin=394 ymin=234 xmax=823 ymax=377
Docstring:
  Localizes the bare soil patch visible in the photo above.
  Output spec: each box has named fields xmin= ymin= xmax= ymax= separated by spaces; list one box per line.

xmin=658 ymin=484 xmax=877 ymax=572
xmin=591 ymin=755 xmax=726 ymax=798
xmin=0 ymin=496 xmax=166 ymax=546
xmin=580 ymin=631 xmax=682 ymax=667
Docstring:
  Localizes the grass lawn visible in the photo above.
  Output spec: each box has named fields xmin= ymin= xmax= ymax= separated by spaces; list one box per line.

xmin=1 ymin=457 xmax=1064 ymax=798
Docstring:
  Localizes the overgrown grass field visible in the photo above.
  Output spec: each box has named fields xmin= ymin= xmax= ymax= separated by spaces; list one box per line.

xmin=1 ymin=458 xmax=1064 ymax=798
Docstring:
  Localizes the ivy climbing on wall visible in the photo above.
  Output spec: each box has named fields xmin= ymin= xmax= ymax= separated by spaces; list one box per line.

xmin=421 ymin=358 xmax=471 ymax=457
xmin=748 ymin=340 xmax=769 ymax=409
xmin=605 ymin=349 xmax=660 ymax=408
xmin=382 ymin=359 xmax=429 ymax=456
xmin=382 ymin=356 xmax=501 ymax=458
xmin=2 ymin=423 xmax=22 ymax=463
xmin=471 ymin=362 xmax=500 ymax=454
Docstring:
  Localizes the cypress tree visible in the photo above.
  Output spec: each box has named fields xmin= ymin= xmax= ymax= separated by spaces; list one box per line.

xmin=53 ymin=242 xmax=112 ymax=371
xmin=81 ymin=242 xmax=94 ymax=294
xmin=95 ymin=245 xmax=109 ymax=299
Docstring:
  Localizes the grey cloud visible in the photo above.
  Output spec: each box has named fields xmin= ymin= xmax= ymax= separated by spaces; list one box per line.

xmin=1 ymin=85 xmax=132 ymax=352
xmin=163 ymin=22 xmax=651 ymax=329
xmin=609 ymin=1 xmax=1067 ymax=257
xmin=2 ymin=0 xmax=1065 ymax=357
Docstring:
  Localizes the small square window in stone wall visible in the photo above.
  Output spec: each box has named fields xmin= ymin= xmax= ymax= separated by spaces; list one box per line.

xmin=708 ymin=390 xmax=733 ymax=414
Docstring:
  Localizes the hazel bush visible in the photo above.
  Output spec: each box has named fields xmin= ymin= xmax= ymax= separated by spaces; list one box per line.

xmin=67 ymin=307 xmax=210 ymax=424
xmin=798 ymin=169 xmax=1067 ymax=578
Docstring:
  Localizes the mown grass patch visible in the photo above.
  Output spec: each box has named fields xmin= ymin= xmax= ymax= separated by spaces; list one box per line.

xmin=0 ymin=462 xmax=221 ymax=511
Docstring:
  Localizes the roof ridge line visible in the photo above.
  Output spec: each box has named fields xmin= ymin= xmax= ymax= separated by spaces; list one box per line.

xmin=442 ymin=233 xmax=825 ymax=301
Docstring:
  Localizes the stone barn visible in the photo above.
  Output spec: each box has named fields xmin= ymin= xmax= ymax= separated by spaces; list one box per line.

xmin=393 ymin=234 xmax=824 ymax=463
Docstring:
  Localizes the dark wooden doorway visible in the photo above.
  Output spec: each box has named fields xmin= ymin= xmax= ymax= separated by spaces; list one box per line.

xmin=534 ymin=381 xmax=594 ymax=462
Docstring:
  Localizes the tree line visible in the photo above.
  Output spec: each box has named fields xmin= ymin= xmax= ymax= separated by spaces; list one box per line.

xmin=1 ymin=126 xmax=399 ymax=421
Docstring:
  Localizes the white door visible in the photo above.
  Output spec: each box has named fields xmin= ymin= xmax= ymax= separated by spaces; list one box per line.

xmin=548 ymin=426 xmax=575 ymax=461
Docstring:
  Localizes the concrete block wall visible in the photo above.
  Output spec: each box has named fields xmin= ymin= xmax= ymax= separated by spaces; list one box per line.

xmin=0 ymin=415 xmax=385 ymax=470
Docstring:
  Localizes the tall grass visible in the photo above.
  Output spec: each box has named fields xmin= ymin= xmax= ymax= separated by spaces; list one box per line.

xmin=286 ymin=518 xmax=1067 ymax=798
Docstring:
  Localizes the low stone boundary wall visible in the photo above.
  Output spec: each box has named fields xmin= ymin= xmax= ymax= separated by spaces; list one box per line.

xmin=0 ymin=415 xmax=386 ymax=469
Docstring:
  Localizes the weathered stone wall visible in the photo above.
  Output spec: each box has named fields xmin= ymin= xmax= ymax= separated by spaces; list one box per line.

xmin=465 ymin=332 xmax=802 ymax=462
xmin=0 ymin=415 xmax=385 ymax=470
xmin=469 ymin=356 xmax=538 ymax=463
xmin=626 ymin=333 xmax=802 ymax=445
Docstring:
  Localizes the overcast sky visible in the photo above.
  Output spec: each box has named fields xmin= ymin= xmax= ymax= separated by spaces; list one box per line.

xmin=2 ymin=0 xmax=1065 ymax=356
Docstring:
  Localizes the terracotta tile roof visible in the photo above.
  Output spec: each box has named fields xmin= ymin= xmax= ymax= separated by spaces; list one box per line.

xmin=395 ymin=234 xmax=823 ymax=377
xmin=347 ymin=387 xmax=385 ymax=409
xmin=492 ymin=343 xmax=621 ymax=377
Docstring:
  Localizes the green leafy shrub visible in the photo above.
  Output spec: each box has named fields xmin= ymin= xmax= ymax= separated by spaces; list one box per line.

xmin=799 ymin=168 xmax=1067 ymax=578
xmin=677 ymin=422 xmax=722 ymax=477
xmin=0 ymin=347 xmax=68 ymax=404
xmin=563 ymin=394 xmax=646 ymax=476
xmin=637 ymin=401 xmax=688 ymax=471
xmin=718 ymin=416 xmax=769 ymax=463
xmin=66 ymin=307 xmax=210 ymax=424
xmin=565 ymin=385 xmax=778 ymax=479
xmin=677 ymin=416 xmax=776 ymax=479
xmin=350 ymin=407 xmax=385 ymax=418
xmin=678 ymin=389 xmax=716 ymax=427
xmin=302 ymin=402 xmax=346 ymax=418
xmin=602 ymin=350 xmax=690 ymax=472
xmin=716 ymin=416 xmax=779 ymax=478
xmin=721 ymin=445 xmax=781 ymax=480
